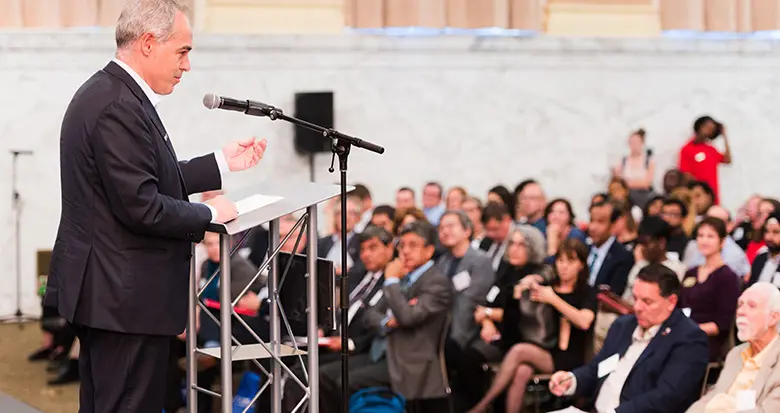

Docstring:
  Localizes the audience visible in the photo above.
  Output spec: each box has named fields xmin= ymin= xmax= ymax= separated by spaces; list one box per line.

xmin=480 ymin=202 xmax=517 ymax=270
xmin=422 ymin=181 xmax=446 ymax=226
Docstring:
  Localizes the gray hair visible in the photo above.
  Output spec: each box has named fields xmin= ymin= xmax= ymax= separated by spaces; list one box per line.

xmin=441 ymin=210 xmax=475 ymax=241
xmin=508 ymin=224 xmax=547 ymax=265
xmin=747 ymin=282 xmax=780 ymax=313
xmin=115 ymin=0 xmax=188 ymax=49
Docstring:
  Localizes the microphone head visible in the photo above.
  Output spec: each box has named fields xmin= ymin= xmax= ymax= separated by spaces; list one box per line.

xmin=203 ymin=93 xmax=221 ymax=110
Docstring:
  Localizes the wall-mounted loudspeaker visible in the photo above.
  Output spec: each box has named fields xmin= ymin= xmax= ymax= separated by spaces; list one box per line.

xmin=293 ymin=91 xmax=334 ymax=155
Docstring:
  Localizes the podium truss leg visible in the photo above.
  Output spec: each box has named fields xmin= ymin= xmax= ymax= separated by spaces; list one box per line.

xmin=307 ymin=205 xmax=319 ymax=413
xmin=220 ymin=233 xmax=234 ymax=413
xmin=187 ymin=243 xmax=198 ymax=413
xmin=269 ymin=219 xmax=282 ymax=413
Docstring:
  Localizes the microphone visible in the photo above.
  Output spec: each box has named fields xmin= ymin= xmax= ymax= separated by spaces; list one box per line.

xmin=202 ymin=93 xmax=280 ymax=118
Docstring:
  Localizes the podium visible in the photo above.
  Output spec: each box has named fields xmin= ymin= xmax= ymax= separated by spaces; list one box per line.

xmin=186 ymin=180 xmax=346 ymax=413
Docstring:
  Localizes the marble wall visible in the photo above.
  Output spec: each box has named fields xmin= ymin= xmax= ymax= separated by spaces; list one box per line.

xmin=1 ymin=32 xmax=779 ymax=316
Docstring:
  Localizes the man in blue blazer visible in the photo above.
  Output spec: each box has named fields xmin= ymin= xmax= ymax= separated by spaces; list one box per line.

xmin=549 ymin=264 xmax=709 ymax=413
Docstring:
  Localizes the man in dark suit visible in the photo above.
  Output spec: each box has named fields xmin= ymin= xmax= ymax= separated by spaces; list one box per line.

xmin=587 ymin=201 xmax=635 ymax=296
xmin=746 ymin=212 xmax=780 ymax=289
xmin=549 ymin=264 xmax=709 ymax=413
xmin=319 ymin=196 xmax=363 ymax=276
xmin=478 ymin=202 xmax=515 ymax=270
xmin=43 ymin=2 xmax=267 ymax=412
xmin=319 ymin=221 xmax=453 ymax=413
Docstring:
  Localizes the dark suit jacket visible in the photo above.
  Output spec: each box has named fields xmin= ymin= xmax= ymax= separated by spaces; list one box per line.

xmin=572 ymin=309 xmax=709 ymax=413
xmin=329 ymin=267 xmax=386 ymax=355
xmin=363 ymin=265 xmax=454 ymax=400
xmin=592 ymin=241 xmax=635 ymax=297
xmin=746 ymin=252 xmax=779 ymax=290
xmin=318 ymin=233 xmax=362 ymax=272
xmin=44 ymin=61 xmax=221 ymax=336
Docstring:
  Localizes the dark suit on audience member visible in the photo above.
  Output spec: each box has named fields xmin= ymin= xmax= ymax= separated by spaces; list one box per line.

xmin=745 ymin=251 xmax=780 ymax=290
xmin=44 ymin=61 xmax=222 ymax=413
xmin=319 ymin=262 xmax=453 ymax=413
xmin=591 ymin=239 xmax=634 ymax=296
xmin=319 ymin=232 xmax=363 ymax=273
xmin=571 ymin=309 xmax=708 ymax=413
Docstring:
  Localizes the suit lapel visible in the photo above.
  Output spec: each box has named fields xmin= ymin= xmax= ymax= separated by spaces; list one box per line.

xmin=633 ymin=311 xmax=681 ymax=369
xmin=753 ymin=337 xmax=780 ymax=400
xmin=102 ymin=62 xmax=187 ymax=192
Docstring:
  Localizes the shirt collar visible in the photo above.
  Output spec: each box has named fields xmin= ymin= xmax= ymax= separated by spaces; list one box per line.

xmin=403 ymin=260 xmax=434 ymax=286
xmin=112 ymin=57 xmax=161 ymax=108
xmin=741 ymin=334 xmax=779 ymax=368
xmin=593 ymin=236 xmax=616 ymax=255
xmin=632 ymin=324 xmax=661 ymax=343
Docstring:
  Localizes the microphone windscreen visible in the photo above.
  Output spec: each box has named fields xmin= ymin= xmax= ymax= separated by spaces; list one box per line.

xmin=202 ymin=93 xmax=221 ymax=109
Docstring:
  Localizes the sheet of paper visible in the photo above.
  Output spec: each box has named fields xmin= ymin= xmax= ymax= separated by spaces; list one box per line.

xmin=598 ymin=353 xmax=620 ymax=378
xmin=736 ymin=389 xmax=756 ymax=411
xmin=235 ymin=194 xmax=283 ymax=215
xmin=452 ymin=271 xmax=472 ymax=292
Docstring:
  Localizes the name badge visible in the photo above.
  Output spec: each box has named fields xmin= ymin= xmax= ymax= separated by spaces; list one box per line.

xmin=598 ymin=354 xmax=620 ymax=379
xmin=736 ymin=389 xmax=756 ymax=411
xmin=452 ymin=271 xmax=472 ymax=292
xmin=683 ymin=277 xmax=697 ymax=288
xmin=486 ymin=286 xmax=500 ymax=303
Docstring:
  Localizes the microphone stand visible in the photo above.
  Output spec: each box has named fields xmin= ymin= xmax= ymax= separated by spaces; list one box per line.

xmin=261 ymin=106 xmax=384 ymax=413
xmin=0 ymin=150 xmax=39 ymax=328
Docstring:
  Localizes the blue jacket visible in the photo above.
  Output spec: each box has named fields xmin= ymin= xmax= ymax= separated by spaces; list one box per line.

xmin=572 ymin=309 xmax=708 ymax=413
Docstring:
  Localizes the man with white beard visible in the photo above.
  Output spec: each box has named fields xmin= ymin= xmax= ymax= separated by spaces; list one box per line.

xmin=686 ymin=282 xmax=780 ymax=413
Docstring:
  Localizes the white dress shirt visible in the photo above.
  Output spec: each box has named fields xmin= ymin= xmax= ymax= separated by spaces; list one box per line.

xmin=757 ymin=253 xmax=780 ymax=287
xmin=111 ymin=58 xmax=230 ymax=221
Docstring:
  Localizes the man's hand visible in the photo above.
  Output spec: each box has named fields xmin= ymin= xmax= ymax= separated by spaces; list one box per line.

xmin=237 ymin=291 xmax=262 ymax=311
xmin=386 ymin=317 xmax=398 ymax=329
xmin=385 ymin=258 xmax=404 ymax=281
xmin=205 ymin=195 xmax=238 ymax=223
xmin=549 ymin=371 xmax=573 ymax=396
xmin=222 ymin=137 xmax=267 ymax=172
xmin=327 ymin=338 xmax=342 ymax=352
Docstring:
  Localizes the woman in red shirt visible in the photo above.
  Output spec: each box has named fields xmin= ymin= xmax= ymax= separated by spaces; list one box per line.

xmin=678 ymin=116 xmax=732 ymax=205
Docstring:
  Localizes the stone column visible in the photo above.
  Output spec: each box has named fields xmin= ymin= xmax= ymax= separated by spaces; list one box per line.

xmin=448 ymin=0 xmax=510 ymax=29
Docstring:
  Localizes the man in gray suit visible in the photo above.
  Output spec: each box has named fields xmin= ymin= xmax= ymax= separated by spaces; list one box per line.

xmin=436 ymin=211 xmax=496 ymax=400
xmin=319 ymin=221 xmax=453 ymax=413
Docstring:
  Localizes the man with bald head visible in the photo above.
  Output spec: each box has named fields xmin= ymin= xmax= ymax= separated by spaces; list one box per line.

xmin=683 ymin=205 xmax=751 ymax=279
xmin=686 ymin=282 xmax=780 ymax=413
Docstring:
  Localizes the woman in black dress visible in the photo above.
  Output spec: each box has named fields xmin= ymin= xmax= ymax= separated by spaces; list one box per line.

xmin=469 ymin=238 xmax=597 ymax=413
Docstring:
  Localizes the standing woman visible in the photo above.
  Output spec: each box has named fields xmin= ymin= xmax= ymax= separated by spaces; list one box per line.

xmin=678 ymin=217 xmax=741 ymax=362
xmin=613 ymin=128 xmax=656 ymax=208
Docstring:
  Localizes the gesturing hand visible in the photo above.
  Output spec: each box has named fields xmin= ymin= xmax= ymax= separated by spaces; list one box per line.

xmin=222 ymin=137 xmax=267 ymax=172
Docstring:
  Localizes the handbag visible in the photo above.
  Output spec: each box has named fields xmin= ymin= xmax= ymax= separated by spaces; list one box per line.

xmin=516 ymin=289 xmax=558 ymax=350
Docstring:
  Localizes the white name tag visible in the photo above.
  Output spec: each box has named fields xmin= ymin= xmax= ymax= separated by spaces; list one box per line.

xmin=736 ymin=389 xmax=756 ymax=411
xmin=452 ymin=271 xmax=471 ymax=292
xmin=598 ymin=354 xmax=620 ymax=379
xmin=369 ymin=290 xmax=383 ymax=306
xmin=486 ymin=286 xmax=500 ymax=303
xmin=682 ymin=308 xmax=692 ymax=317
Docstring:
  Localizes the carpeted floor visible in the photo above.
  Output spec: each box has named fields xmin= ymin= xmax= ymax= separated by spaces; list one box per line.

xmin=0 ymin=322 xmax=79 ymax=413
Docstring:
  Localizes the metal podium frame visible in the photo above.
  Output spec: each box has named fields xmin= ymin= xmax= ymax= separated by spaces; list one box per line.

xmin=186 ymin=181 xmax=345 ymax=413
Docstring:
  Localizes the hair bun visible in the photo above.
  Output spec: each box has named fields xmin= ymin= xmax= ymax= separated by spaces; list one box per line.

xmin=635 ymin=128 xmax=646 ymax=138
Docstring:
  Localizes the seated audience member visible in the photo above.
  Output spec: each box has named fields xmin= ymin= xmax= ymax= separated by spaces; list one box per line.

xmin=480 ymin=202 xmax=516 ymax=270
xmin=662 ymin=198 xmax=690 ymax=261
xmin=469 ymin=238 xmax=597 ymax=413
xmin=662 ymin=168 xmax=688 ymax=197
xmin=284 ymin=225 xmax=393 ymax=412
xmin=318 ymin=221 xmax=453 ymax=413
xmin=745 ymin=199 xmax=780 ymax=264
xmin=549 ymin=264 xmax=709 ymax=413
xmin=459 ymin=225 xmax=551 ymax=407
xmin=586 ymin=201 xmax=634 ymax=296
xmin=370 ymin=204 xmax=396 ymax=235
xmin=319 ymin=196 xmax=363 ymax=276
xmin=488 ymin=185 xmax=514 ymax=212
xmin=515 ymin=181 xmax=547 ymax=232
xmin=544 ymin=198 xmax=588 ymax=258
xmin=446 ymin=186 xmax=468 ymax=211
xmin=643 ymin=195 xmax=666 ymax=219
xmin=746 ymin=212 xmax=780 ymax=289
xmin=352 ymin=184 xmax=374 ymax=233
xmin=627 ymin=216 xmax=687 ymax=291
xmin=679 ymin=217 xmax=741 ymax=362
xmin=395 ymin=187 xmax=416 ymax=211
xmin=689 ymin=181 xmax=716 ymax=218
xmin=422 ymin=181 xmax=446 ymax=226
xmin=436 ymin=210 xmax=495 ymax=351
xmin=393 ymin=206 xmax=428 ymax=237
xmin=462 ymin=196 xmax=486 ymax=248
xmin=731 ymin=195 xmax=762 ymax=250
xmin=683 ymin=206 xmax=751 ymax=280
xmin=612 ymin=200 xmax=639 ymax=252
xmin=686 ymin=281 xmax=780 ymax=413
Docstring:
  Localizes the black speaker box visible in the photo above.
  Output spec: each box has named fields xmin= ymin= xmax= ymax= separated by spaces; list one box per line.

xmin=293 ymin=91 xmax=334 ymax=154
